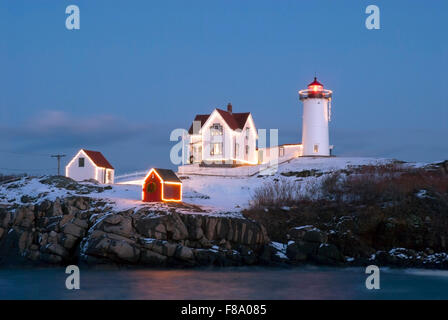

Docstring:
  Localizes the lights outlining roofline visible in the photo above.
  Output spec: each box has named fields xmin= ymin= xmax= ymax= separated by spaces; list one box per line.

xmin=65 ymin=149 xmax=112 ymax=184
xmin=201 ymin=158 xmax=259 ymax=165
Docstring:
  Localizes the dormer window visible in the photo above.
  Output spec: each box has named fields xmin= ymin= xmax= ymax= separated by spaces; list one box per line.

xmin=211 ymin=123 xmax=223 ymax=136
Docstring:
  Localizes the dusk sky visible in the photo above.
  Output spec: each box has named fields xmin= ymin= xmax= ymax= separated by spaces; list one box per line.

xmin=1 ymin=1 xmax=447 ymax=175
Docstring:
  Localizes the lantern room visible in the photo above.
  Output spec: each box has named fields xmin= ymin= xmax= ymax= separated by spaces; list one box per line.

xmin=299 ymin=77 xmax=332 ymax=100
xmin=308 ymin=77 xmax=323 ymax=92
xmin=142 ymin=168 xmax=182 ymax=202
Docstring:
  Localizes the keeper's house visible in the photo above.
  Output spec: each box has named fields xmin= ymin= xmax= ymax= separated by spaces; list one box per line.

xmin=142 ymin=168 xmax=182 ymax=202
xmin=184 ymin=103 xmax=258 ymax=166
xmin=65 ymin=149 xmax=115 ymax=184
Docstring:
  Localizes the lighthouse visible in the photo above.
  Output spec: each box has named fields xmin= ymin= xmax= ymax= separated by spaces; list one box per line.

xmin=299 ymin=77 xmax=333 ymax=156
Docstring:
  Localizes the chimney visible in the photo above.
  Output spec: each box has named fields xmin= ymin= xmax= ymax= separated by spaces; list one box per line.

xmin=227 ymin=102 xmax=232 ymax=114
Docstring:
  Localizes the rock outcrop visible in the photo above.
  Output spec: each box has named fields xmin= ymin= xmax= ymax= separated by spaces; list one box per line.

xmin=0 ymin=197 xmax=269 ymax=267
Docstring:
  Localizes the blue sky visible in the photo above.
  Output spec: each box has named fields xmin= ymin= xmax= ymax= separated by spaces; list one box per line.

xmin=0 ymin=0 xmax=447 ymax=175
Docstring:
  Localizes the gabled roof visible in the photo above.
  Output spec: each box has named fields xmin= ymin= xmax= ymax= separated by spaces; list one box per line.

xmin=82 ymin=149 xmax=114 ymax=169
xmin=188 ymin=114 xmax=210 ymax=134
xmin=188 ymin=108 xmax=251 ymax=134
xmin=150 ymin=168 xmax=182 ymax=183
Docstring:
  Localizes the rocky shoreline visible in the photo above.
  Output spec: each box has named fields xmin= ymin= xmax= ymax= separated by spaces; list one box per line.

xmin=0 ymin=196 xmax=270 ymax=267
xmin=1 ymin=195 xmax=448 ymax=269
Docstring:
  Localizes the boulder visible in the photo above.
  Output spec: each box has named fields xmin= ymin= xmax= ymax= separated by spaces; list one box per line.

xmin=14 ymin=206 xmax=35 ymax=228
xmin=0 ymin=210 xmax=12 ymax=228
xmin=141 ymin=250 xmax=167 ymax=265
xmin=316 ymin=244 xmax=345 ymax=265
xmin=176 ymin=245 xmax=194 ymax=261
xmin=46 ymin=243 xmax=69 ymax=258
xmin=286 ymin=242 xmax=308 ymax=262
xmin=50 ymin=199 xmax=63 ymax=216
xmin=74 ymin=197 xmax=89 ymax=210
xmin=102 ymin=216 xmax=134 ymax=237
xmin=72 ymin=218 xmax=88 ymax=229
xmin=63 ymin=222 xmax=85 ymax=237
xmin=103 ymin=214 xmax=122 ymax=225
xmin=165 ymin=212 xmax=189 ymax=240
xmin=62 ymin=234 xmax=79 ymax=249
xmin=109 ymin=240 xmax=140 ymax=263
xmin=193 ymin=249 xmax=219 ymax=265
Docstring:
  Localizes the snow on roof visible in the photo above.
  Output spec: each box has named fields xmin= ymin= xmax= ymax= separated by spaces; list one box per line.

xmin=82 ymin=149 xmax=114 ymax=170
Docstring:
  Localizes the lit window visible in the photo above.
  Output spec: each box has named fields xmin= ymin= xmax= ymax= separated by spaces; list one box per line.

xmin=211 ymin=124 xmax=223 ymax=136
xmin=78 ymin=157 xmax=85 ymax=167
xmin=313 ymin=145 xmax=319 ymax=153
xmin=211 ymin=143 xmax=223 ymax=155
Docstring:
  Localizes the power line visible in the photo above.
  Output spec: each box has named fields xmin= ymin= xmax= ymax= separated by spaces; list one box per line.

xmin=0 ymin=167 xmax=56 ymax=172
xmin=0 ymin=150 xmax=51 ymax=157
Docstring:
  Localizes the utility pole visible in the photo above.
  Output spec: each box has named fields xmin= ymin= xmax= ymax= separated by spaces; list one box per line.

xmin=51 ymin=154 xmax=66 ymax=176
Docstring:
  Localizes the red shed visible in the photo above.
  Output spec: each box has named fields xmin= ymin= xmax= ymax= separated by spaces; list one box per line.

xmin=142 ymin=168 xmax=182 ymax=202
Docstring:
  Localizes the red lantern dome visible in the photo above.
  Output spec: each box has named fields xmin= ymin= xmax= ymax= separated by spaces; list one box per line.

xmin=307 ymin=77 xmax=323 ymax=92
xmin=299 ymin=76 xmax=332 ymax=100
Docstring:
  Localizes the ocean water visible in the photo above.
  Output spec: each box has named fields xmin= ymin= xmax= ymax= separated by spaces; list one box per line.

xmin=0 ymin=266 xmax=447 ymax=300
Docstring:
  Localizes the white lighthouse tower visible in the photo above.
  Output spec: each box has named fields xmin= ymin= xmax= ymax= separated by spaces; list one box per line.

xmin=299 ymin=77 xmax=333 ymax=156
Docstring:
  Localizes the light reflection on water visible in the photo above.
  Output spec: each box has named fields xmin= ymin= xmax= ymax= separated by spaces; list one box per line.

xmin=0 ymin=266 xmax=447 ymax=300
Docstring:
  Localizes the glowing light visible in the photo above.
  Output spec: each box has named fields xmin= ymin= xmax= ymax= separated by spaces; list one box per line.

xmin=310 ymin=85 xmax=322 ymax=92
xmin=201 ymin=158 xmax=259 ymax=165
xmin=142 ymin=168 xmax=182 ymax=202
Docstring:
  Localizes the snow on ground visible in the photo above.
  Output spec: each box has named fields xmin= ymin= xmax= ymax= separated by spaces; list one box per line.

xmin=276 ymin=156 xmax=390 ymax=173
xmin=0 ymin=157 xmax=420 ymax=215
xmin=117 ymin=157 xmax=396 ymax=211
xmin=0 ymin=177 xmax=232 ymax=216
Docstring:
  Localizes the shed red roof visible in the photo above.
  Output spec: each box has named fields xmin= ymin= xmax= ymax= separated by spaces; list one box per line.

xmin=82 ymin=149 xmax=114 ymax=169
xmin=188 ymin=108 xmax=250 ymax=134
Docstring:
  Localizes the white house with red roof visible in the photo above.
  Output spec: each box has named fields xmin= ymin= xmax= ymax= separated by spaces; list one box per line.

xmin=186 ymin=103 xmax=258 ymax=166
xmin=65 ymin=149 xmax=115 ymax=184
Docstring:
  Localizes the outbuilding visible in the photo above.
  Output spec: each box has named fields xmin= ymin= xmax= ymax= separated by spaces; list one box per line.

xmin=142 ymin=168 xmax=182 ymax=202
xmin=65 ymin=149 xmax=115 ymax=184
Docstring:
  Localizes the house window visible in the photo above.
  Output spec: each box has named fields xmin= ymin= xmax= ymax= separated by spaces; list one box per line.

xmin=245 ymin=145 xmax=249 ymax=155
xmin=211 ymin=143 xmax=223 ymax=155
xmin=211 ymin=124 xmax=223 ymax=136
xmin=245 ymin=127 xmax=250 ymax=139
xmin=279 ymin=147 xmax=285 ymax=157
xmin=78 ymin=157 xmax=85 ymax=167
xmin=313 ymin=144 xmax=319 ymax=153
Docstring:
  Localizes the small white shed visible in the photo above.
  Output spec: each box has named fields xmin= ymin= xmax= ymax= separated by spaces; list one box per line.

xmin=65 ymin=149 xmax=114 ymax=184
